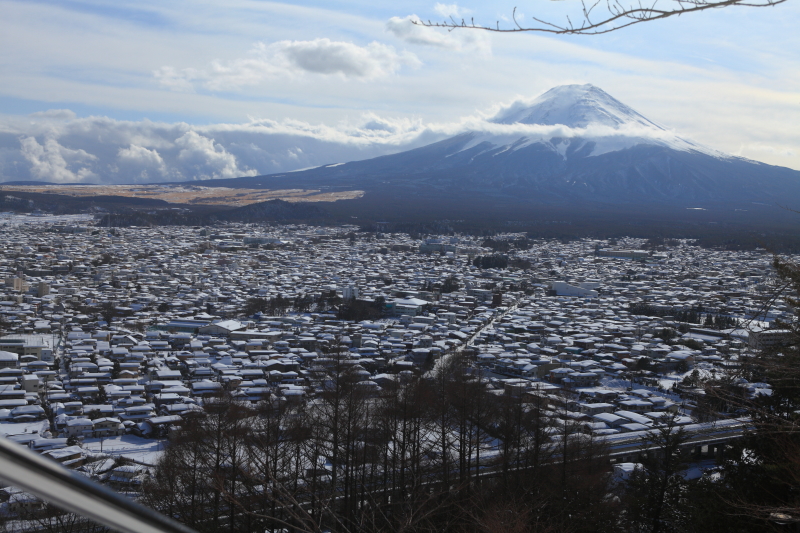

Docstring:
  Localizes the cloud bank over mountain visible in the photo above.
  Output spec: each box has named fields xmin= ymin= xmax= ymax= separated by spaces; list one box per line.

xmin=0 ymin=89 xmax=734 ymax=184
xmin=0 ymin=111 xmax=431 ymax=184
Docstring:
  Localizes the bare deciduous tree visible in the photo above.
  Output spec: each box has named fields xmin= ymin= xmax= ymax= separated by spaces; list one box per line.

xmin=414 ymin=0 xmax=787 ymax=36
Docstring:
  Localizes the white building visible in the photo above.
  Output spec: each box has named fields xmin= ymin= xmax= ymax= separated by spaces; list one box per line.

xmin=550 ymin=282 xmax=598 ymax=298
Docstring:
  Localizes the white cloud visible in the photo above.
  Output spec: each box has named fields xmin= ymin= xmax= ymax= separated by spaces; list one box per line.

xmin=736 ymin=143 xmax=796 ymax=158
xmin=386 ymin=16 xmax=458 ymax=48
xmin=118 ymin=144 xmax=166 ymax=166
xmin=434 ymin=3 xmax=470 ymax=19
xmin=152 ymin=66 xmax=197 ymax=93
xmin=0 ymin=110 xmax=437 ymax=184
xmin=117 ymin=144 xmax=169 ymax=181
xmin=28 ymin=109 xmax=77 ymax=120
xmin=175 ymin=131 xmax=257 ymax=180
xmin=202 ymin=53 xmax=283 ymax=92
xmin=276 ymin=39 xmax=419 ymax=77
xmin=19 ymin=136 xmax=97 ymax=183
xmin=156 ymin=39 xmax=421 ymax=92
xmin=386 ymin=15 xmax=490 ymax=53
xmin=1 ymin=118 xmax=270 ymax=184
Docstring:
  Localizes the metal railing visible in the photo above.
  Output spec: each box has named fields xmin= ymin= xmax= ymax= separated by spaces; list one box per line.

xmin=0 ymin=437 xmax=196 ymax=533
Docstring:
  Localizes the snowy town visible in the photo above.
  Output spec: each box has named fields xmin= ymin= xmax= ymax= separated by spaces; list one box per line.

xmin=0 ymin=213 xmax=786 ymax=527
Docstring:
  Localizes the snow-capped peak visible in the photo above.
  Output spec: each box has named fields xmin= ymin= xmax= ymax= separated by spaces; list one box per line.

xmin=461 ymin=84 xmax=727 ymax=159
xmin=491 ymin=84 xmax=663 ymax=131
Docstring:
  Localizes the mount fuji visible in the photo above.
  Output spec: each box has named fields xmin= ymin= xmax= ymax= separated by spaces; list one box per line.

xmin=209 ymin=84 xmax=800 ymax=210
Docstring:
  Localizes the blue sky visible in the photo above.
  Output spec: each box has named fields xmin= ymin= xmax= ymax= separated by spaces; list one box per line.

xmin=0 ymin=0 xmax=798 ymax=183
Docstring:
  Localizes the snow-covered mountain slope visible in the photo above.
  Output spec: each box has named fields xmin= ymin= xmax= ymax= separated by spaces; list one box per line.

xmin=454 ymin=84 xmax=726 ymax=159
xmin=214 ymin=84 xmax=800 ymax=207
xmin=492 ymin=84 xmax=659 ymax=129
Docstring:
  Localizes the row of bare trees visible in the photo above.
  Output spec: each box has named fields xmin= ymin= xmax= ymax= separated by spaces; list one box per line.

xmin=243 ymin=291 xmax=339 ymax=317
xmin=140 ymin=355 xmax=620 ymax=533
xmin=142 ymin=341 xmax=800 ymax=533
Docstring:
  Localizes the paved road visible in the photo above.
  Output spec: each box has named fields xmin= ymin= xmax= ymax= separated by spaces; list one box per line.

xmin=430 ymin=298 xmax=523 ymax=375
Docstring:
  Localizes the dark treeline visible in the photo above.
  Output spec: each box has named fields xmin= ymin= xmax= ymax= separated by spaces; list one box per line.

xmin=141 ymin=355 xmax=623 ymax=533
xmin=137 ymin=349 xmax=800 ymax=533
xmin=244 ymin=293 xmax=388 ymax=322
xmin=337 ymin=297 xmax=385 ymax=322
xmin=472 ymin=254 xmax=508 ymax=269
xmin=243 ymin=291 xmax=340 ymax=317
xmin=472 ymin=254 xmax=532 ymax=271
xmin=136 ymin=341 xmax=800 ymax=533
xmin=628 ymin=303 xmax=739 ymax=330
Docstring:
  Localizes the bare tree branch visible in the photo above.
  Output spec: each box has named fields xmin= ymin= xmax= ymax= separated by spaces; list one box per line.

xmin=413 ymin=0 xmax=788 ymax=35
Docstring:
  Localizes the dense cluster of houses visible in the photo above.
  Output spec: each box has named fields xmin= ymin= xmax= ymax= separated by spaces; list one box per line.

xmin=0 ymin=216 xmax=784 ymax=509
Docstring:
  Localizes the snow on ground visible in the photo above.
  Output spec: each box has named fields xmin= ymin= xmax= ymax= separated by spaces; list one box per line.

xmin=600 ymin=376 xmax=632 ymax=390
xmin=658 ymin=375 xmax=683 ymax=390
xmin=82 ymin=435 xmax=165 ymax=466
xmin=0 ymin=213 xmax=94 ymax=226
xmin=580 ymin=376 xmax=683 ymax=401
xmin=594 ymin=369 xmax=716 ymax=394
xmin=615 ymin=459 xmax=718 ymax=482
xmin=1 ymin=423 xmax=164 ymax=465
xmin=659 ymin=367 xmax=719 ymax=390
xmin=684 ymin=459 xmax=718 ymax=480
xmin=0 ymin=420 xmax=50 ymax=437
